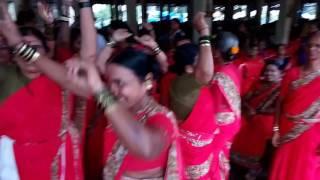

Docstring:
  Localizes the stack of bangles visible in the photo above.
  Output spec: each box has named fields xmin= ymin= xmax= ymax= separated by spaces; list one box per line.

xmin=199 ymin=36 xmax=211 ymax=47
xmin=152 ymin=46 xmax=161 ymax=56
xmin=95 ymin=88 xmax=117 ymax=110
xmin=12 ymin=43 xmax=41 ymax=64
xmin=273 ymin=126 xmax=279 ymax=132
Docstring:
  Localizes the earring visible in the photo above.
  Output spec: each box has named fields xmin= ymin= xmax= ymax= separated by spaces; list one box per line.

xmin=145 ymin=81 xmax=153 ymax=90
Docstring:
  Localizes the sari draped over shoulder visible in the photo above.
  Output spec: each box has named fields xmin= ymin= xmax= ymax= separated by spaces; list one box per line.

xmin=169 ymin=74 xmax=219 ymax=179
xmin=102 ymin=99 xmax=183 ymax=180
xmin=270 ymin=68 xmax=320 ymax=180
xmin=231 ymin=81 xmax=280 ymax=169
xmin=210 ymin=64 xmax=241 ymax=180
xmin=0 ymin=76 xmax=88 ymax=180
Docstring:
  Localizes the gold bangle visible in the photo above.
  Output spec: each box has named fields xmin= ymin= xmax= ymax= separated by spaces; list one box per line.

xmin=273 ymin=126 xmax=279 ymax=132
xmin=200 ymin=43 xmax=211 ymax=47
xmin=95 ymin=89 xmax=117 ymax=110
xmin=28 ymin=51 xmax=41 ymax=64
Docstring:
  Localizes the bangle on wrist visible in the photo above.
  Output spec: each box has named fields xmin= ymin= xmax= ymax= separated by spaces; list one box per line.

xmin=273 ymin=126 xmax=279 ymax=132
xmin=95 ymin=88 xmax=117 ymax=110
xmin=57 ymin=16 xmax=70 ymax=22
xmin=152 ymin=46 xmax=161 ymax=56
xmin=199 ymin=36 xmax=211 ymax=47
xmin=12 ymin=42 xmax=41 ymax=64
xmin=78 ymin=1 xmax=91 ymax=9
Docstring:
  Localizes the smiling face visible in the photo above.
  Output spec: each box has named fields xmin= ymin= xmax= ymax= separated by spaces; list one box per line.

xmin=15 ymin=35 xmax=47 ymax=79
xmin=264 ymin=64 xmax=282 ymax=82
xmin=103 ymin=63 xmax=148 ymax=110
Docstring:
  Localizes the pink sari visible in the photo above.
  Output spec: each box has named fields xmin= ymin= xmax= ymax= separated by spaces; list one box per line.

xmin=270 ymin=68 xmax=320 ymax=180
xmin=0 ymin=76 xmax=88 ymax=180
xmin=101 ymin=99 xmax=183 ymax=180
xmin=210 ymin=64 xmax=242 ymax=180
xmin=178 ymin=86 xmax=219 ymax=179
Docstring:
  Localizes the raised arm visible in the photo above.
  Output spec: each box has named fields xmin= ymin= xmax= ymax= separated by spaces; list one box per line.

xmin=56 ymin=0 xmax=72 ymax=48
xmin=67 ymin=61 xmax=169 ymax=159
xmin=78 ymin=0 xmax=96 ymax=62
xmin=193 ymin=12 xmax=214 ymax=84
xmin=37 ymin=1 xmax=55 ymax=58
xmin=0 ymin=0 xmax=95 ymax=97
xmin=135 ymin=35 xmax=169 ymax=73
xmin=96 ymin=29 xmax=132 ymax=73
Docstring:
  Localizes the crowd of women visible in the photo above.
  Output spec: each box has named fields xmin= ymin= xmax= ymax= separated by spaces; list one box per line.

xmin=0 ymin=0 xmax=320 ymax=180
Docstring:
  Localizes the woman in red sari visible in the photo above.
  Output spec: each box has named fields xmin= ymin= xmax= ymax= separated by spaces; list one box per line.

xmin=231 ymin=60 xmax=286 ymax=179
xmin=235 ymin=43 xmax=264 ymax=95
xmin=169 ymin=12 xmax=217 ymax=179
xmin=270 ymin=32 xmax=320 ymax=180
xmin=66 ymin=47 xmax=183 ymax=179
xmin=210 ymin=32 xmax=242 ymax=180
xmin=0 ymin=1 xmax=96 ymax=179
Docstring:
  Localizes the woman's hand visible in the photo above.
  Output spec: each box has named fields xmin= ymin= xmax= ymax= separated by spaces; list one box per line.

xmin=37 ymin=1 xmax=54 ymax=25
xmin=112 ymin=29 xmax=132 ymax=43
xmin=193 ymin=12 xmax=209 ymax=36
xmin=135 ymin=35 xmax=158 ymax=49
xmin=66 ymin=59 xmax=105 ymax=95
xmin=0 ymin=1 xmax=22 ymax=46
xmin=272 ymin=131 xmax=280 ymax=147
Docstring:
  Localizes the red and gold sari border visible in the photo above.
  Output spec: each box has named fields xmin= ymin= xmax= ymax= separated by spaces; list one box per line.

xmin=214 ymin=72 xmax=241 ymax=117
xmin=215 ymin=112 xmax=236 ymax=126
xmin=185 ymin=154 xmax=213 ymax=179
xmin=291 ymin=70 xmax=320 ymax=90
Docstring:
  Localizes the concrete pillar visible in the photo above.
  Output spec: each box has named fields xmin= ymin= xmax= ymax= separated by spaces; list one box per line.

xmin=141 ymin=0 xmax=147 ymax=21
xmin=125 ymin=0 xmax=137 ymax=33
xmin=317 ymin=2 xmax=320 ymax=19
xmin=192 ymin=0 xmax=211 ymax=43
xmin=275 ymin=0 xmax=296 ymax=44
xmin=256 ymin=0 xmax=264 ymax=25
xmin=160 ymin=0 xmax=164 ymax=21
xmin=225 ymin=3 xmax=233 ymax=22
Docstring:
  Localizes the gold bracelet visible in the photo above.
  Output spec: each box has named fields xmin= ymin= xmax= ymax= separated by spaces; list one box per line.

xmin=95 ymin=89 xmax=117 ymax=110
xmin=28 ymin=51 xmax=41 ymax=64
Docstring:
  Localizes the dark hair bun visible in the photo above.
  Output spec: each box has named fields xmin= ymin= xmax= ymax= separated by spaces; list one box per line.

xmin=112 ymin=47 xmax=161 ymax=81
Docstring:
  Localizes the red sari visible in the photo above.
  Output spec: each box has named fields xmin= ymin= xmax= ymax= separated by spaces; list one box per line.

xmin=159 ymin=72 xmax=177 ymax=107
xmin=234 ymin=56 xmax=264 ymax=95
xmin=178 ymin=86 xmax=219 ymax=179
xmin=101 ymin=99 xmax=183 ymax=180
xmin=0 ymin=76 xmax=89 ymax=180
xmin=270 ymin=68 xmax=320 ymax=180
xmin=210 ymin=64 xmax=242 ymax=180
xmin=231 ymin=81 xmax=280 ymax=169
